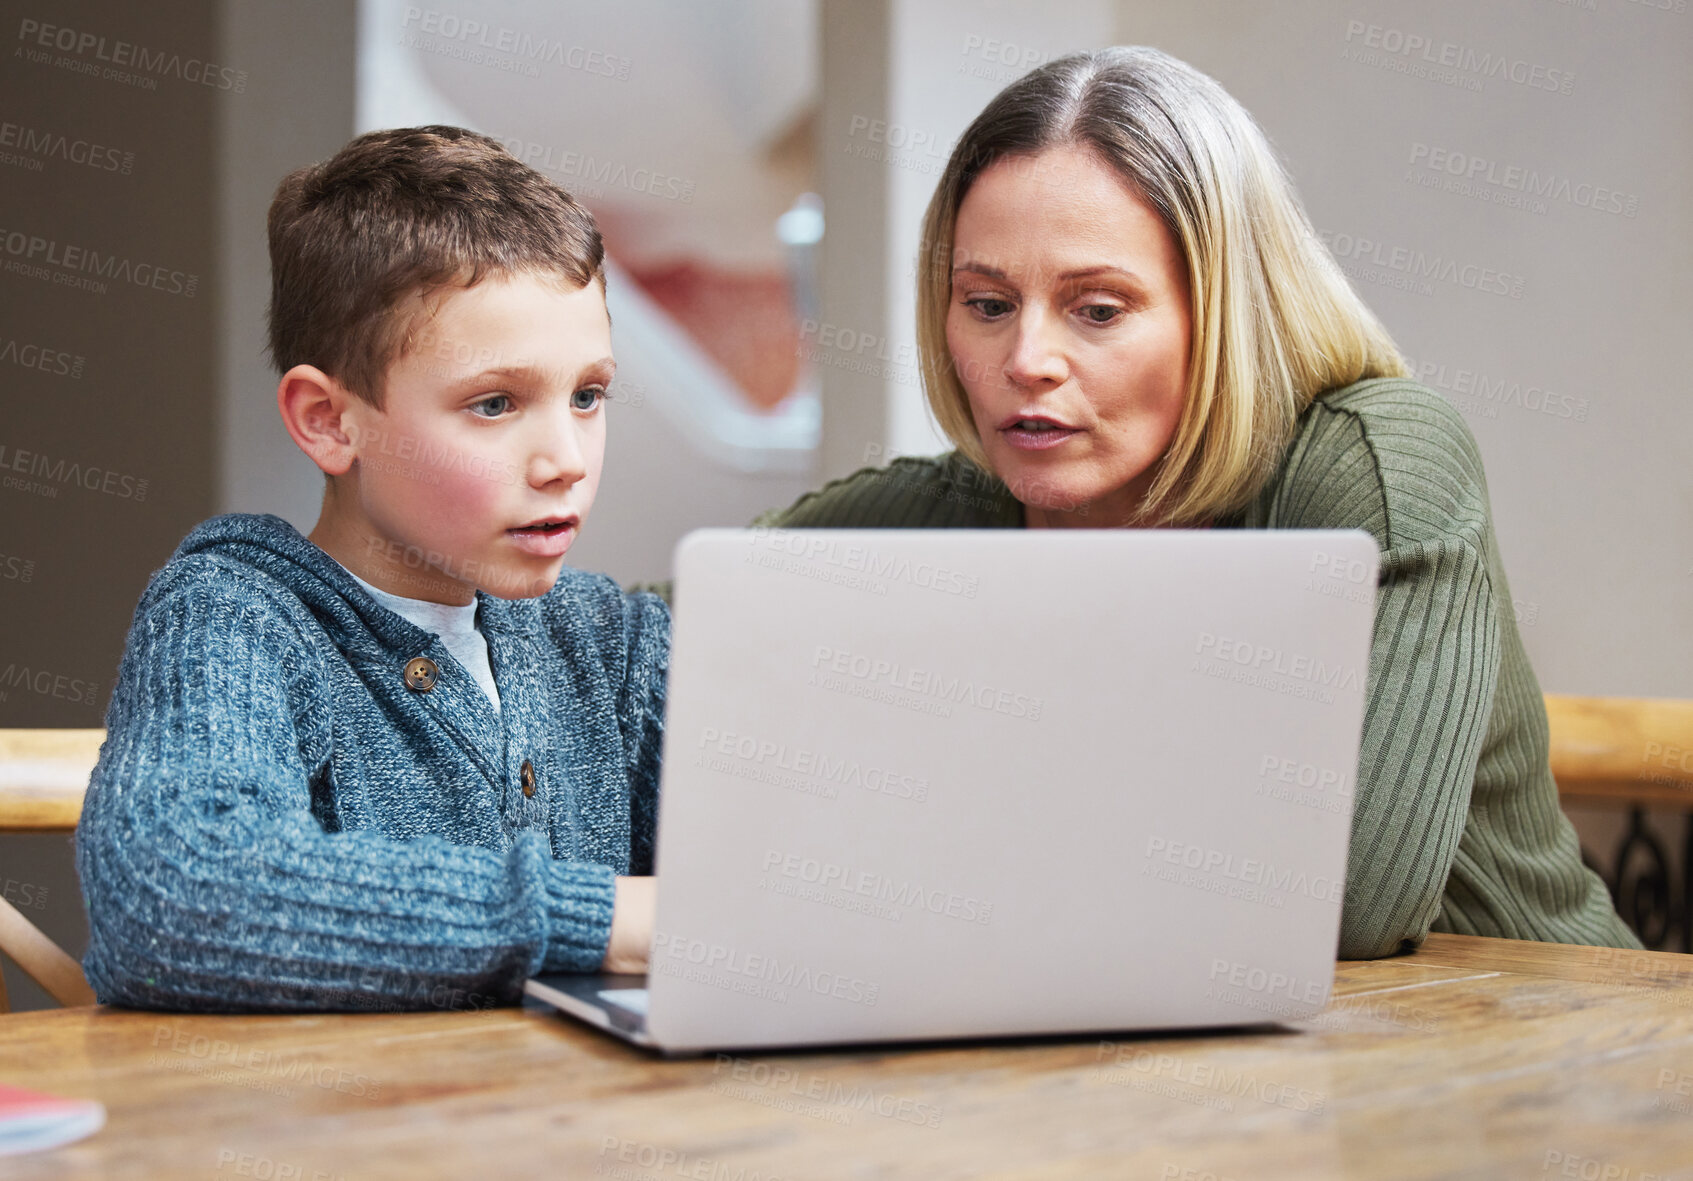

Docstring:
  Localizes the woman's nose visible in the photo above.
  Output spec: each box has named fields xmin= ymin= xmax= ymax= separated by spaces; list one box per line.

xmin=1003 ymin=312 xmax=1069 ymax=388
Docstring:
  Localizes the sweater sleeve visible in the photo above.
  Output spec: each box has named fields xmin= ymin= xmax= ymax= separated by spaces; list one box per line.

xmin=614 ymin=590 xmax=670 ymax=877
xmin=1342 ymin=532 xmax=1501 ymax=957
xmin=753 ymin=452 xmax=1018 ymax=530
xmin=76 ymin=574 xmax=614 ymax=1011
xmin=1275 ymin=386 xmax=1503 ymax=958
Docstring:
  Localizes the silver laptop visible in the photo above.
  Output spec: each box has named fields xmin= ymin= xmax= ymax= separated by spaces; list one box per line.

xmin=526 ymin=527 xmax=1378 ymax=1053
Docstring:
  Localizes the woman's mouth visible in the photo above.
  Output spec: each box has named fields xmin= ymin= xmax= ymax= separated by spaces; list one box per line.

xmin=1000 ymin=417 xmax=1080 ymax=451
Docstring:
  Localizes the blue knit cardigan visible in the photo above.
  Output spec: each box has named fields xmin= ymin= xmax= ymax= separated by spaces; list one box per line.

xmin=76 ymin=513 xmax=669 ymax=1011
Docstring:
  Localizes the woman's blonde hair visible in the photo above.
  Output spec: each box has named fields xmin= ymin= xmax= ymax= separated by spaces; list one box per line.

xmin=917 ymin=46 xmax=1407 ymax=525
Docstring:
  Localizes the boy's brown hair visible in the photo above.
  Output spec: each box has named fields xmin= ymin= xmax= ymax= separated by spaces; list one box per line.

xmin=266 ymin=125 xmax=604 ymax=407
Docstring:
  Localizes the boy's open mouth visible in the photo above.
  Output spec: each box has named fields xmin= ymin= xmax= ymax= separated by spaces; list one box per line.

xmin=505 ymin=515 xmax=579 ymax=559
xmin=508 ymin=516 xmax=576 ymax=536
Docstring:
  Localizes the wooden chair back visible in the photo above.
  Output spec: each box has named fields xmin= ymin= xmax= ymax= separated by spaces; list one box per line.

xmin=1543 ymin=695 xmax=1693 ymax=808
xmin=0 ymin=728 xmax=102 ymax=1010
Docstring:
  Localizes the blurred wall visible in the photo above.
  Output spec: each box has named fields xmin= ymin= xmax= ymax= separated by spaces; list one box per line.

xmin=0 ymin=0 xmax=242 ymax=1009
xmin=1112 ymin=0 xmax=1690 ymax=698
xmin=216 ymin=0 xmax=358 ymax=529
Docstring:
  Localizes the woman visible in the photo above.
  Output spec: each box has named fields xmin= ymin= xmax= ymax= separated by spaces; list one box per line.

xmin=759 ymin=47 xmax=1636 ymax=959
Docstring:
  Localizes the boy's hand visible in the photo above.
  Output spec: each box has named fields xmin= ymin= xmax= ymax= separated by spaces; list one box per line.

xmin=603 ymin=876 xmax=656 ymax=973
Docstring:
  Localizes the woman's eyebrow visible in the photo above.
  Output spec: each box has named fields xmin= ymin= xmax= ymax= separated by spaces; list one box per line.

xmin=1054 ymin=265 xmax=1144 ymax=283
xmin=951 ymin=262 xmax=1145 ymax=284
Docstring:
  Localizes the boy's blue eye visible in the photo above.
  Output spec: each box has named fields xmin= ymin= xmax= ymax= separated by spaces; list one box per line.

xmin=572 ymin=386 xmax=605 ymax=411
xmin=471 ymin=394 xmax=511 ymax=418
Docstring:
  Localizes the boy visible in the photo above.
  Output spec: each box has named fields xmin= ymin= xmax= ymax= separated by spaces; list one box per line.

xmin=76 ymin=126 xmax=660 ymax=1011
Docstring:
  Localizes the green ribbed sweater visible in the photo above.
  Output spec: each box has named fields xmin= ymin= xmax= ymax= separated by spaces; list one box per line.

xmin=752 ymin=379 xmax=1638 ymax=959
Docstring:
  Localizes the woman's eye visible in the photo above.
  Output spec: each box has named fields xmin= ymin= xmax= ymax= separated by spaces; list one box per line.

xmin=470 ymin=394 xmax=512 ymax=418
xmin=1079 ymin=304 xmax=1124 ymax=325
xmin=966 ymin=297 xmax=1014 ymax=319
xmin=572 ymin=386 xmax=605 ymax=411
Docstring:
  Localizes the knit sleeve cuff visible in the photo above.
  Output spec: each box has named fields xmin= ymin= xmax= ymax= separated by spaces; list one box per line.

xmin=540 ymin=859 xmax=618 ymax=973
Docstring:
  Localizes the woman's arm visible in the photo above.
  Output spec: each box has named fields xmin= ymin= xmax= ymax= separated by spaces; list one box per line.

xmin=1278 ymin=383 xmax=1506 ymax=959
xmin=1342 ymin=531 xmax=1501 ymax=957
xmin=76 ymin=575 xmax=615 ymax=1011
xmin=754 ymin=452 xmax=1019 ymax=531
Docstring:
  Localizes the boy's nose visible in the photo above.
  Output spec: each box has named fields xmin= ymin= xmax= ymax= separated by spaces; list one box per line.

xmin=526 ymin=420 xmax=588 ymax=487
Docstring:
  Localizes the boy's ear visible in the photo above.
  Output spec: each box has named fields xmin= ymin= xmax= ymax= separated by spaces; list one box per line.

xmin=278 ymin=364 xmax=364 ymax=476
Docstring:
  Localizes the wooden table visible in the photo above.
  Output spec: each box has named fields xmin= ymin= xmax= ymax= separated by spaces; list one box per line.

xmin=4 ymin=934 xmax=1692 ymax=1179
